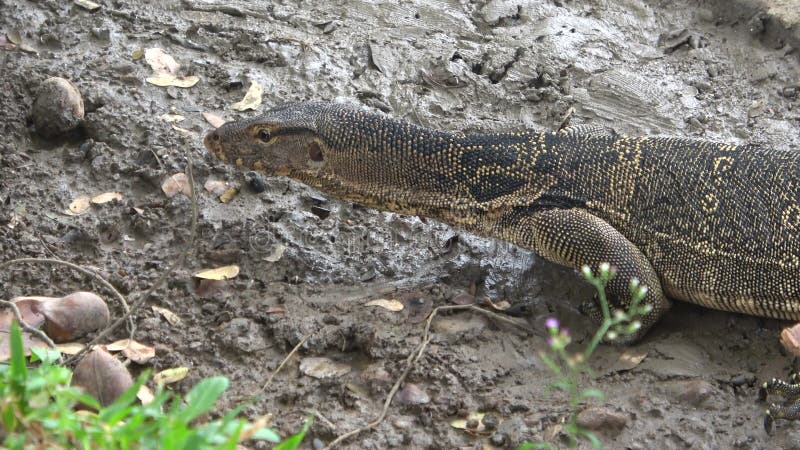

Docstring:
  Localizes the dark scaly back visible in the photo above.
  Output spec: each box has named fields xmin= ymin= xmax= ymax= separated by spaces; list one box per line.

xmin=207 ymin=102 xmax=800 ymax=316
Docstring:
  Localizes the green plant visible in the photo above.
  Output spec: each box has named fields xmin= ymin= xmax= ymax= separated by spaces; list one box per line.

xmin=0 ymin=320 xmax=310 ymax=449
xmin=522 ymin=263 xmax=651 ymax=450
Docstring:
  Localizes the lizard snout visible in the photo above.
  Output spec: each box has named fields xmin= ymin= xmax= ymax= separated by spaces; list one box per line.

xmin=204 ymin=129 xmax=227 ymax=162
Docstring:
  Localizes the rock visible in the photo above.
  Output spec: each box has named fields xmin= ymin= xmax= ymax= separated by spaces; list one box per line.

xmin=576 ymin=406 xmax=627 ymax=435
xmin=31 ymin=77 xmax=84 ymax=138
xmin=396 ymin=383 xmax=430 ymax=405
xmin=671 ymin=379 xmax=715 ymax=406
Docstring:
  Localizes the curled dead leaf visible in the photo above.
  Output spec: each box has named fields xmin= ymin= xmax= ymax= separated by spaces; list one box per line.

xmin=219 ymin=187 xmax=239 ymax=203
xmin=203 ymin=180 xmax=229 ymax=196
xmin=781 ymin=323 xmax=800 ymax=357
xmin=146 ymin=75 xmax=199 ymax=88
xmin=106 ymin=339 xmax=156 ymax=364
xmin=144 ymin=48 xmax=180 ymax=75
xmin=451 ymin=412 xmax=487 ymax=432
xmin=202 ymin=111 xmax=226 ymax=128
xmin=154 ymin=366 xmax=189 ymax=385
xmin=160 ymin=113 xmax=185 ymax=123
xmin=91 ymin=192 xmax=123 ymax=204
xmin=75 ymin=0 xmax=101 ymax=12
xmin=231 ymin=81 xmax=263 ymax=111
xmin=151 ymin=305 xmax=181 ymax=325
xmin=56 ymin=342 xmax=86 ymax=355
xmin=365 ymin=298 xmax=404 ymax=312
xmin=161 ymin=173 xmax=192 ymax=198
xmin=194 ymin=265 xmax=240 ymax=280
xmin=137 ymin=384 xmax=154 ymax=404
xmin=299 ymin=357 xmax=351 ymax=379
xmin=67 ymin=196 xmax=91 ymax=215
xmin=263 ymin=244 xmax=286 ymax=263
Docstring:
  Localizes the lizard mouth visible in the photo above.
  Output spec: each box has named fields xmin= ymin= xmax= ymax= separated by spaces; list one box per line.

xmin=203 ymin=129 xmax=229 ymax=163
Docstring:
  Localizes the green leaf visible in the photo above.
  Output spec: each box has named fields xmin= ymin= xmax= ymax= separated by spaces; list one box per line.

xmin=251 ymin=427 xmax=282 ymax=443
xmin=581 ymin=430 xmax=603 ymax=450
xmin=274 ymin=416 xmax=312 ymax=450
xmin=177 ymin=376 xmax=228 ymax=423
xmin=579 ymin=388 xmax=605 ymax=401
xmin=30 ymin=346 xmax=61 ymax=365
xmin=8 ymin=321 xmax=27 ymax=387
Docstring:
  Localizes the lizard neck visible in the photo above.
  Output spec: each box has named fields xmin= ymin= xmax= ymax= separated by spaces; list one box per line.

xmin=289 ymin=109 xmax=564 ymax=226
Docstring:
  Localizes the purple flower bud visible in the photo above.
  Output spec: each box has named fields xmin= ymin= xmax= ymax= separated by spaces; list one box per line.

xmin=546 ymin=337 xmax=555 ymax=346
xmin=545 ymin=317 xmax=559 ymax=330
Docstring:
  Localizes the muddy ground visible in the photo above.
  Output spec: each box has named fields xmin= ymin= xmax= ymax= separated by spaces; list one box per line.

xmin=2 ymin=0 xmax=800 ymax=448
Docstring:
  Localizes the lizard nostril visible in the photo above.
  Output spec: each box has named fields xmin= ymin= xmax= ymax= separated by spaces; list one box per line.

xmin=212 ymin=132 xmax=220 ymax=141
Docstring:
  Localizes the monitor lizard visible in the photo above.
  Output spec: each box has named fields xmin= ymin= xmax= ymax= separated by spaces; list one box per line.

xmin=204 ymin=101 xmax=800 ymax=429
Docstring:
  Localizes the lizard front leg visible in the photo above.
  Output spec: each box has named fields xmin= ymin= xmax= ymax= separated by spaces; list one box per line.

xmin=521 ymin=208 xmax=671 ymax=343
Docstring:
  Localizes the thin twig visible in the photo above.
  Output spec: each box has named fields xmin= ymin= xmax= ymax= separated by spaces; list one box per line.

xmin=322 ymin=304 xmax=479 ymax=449
xmin=260 ymin=332 xmax=312 ymax=392
xmin=0 ymin=299 xmax=62 ymax=364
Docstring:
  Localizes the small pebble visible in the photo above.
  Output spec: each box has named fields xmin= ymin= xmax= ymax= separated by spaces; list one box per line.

xmin=312 ymin=438 xmax=325 ymax=450
xmin=490 ymin=432 xmax=508 ymax=447
xmin=675 ymin=379 xmax=715 ymax=406
xmin=245 ymin=171 xmax=266 ymax=193
xmin=576 ymin=406 xmax=627 ymax=435
xmin=32 ymin=77 xmax=84 ymax=138
xmin=482 ymin=413 xmax=498 ymax=430
xmin=396 ymin=383 xmax=430 ymax=405
xmin=782 ymin=86 xmax=798 ymax=99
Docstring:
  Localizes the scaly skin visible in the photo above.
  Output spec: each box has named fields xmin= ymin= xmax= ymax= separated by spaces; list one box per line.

xmin=206 ymin=100 xmax=800 ymax=325
xmin=205 ymin=101 xmax=800 ymax=425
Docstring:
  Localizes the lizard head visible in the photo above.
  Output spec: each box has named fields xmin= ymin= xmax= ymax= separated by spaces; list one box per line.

xmin=204 ymin=102 xmax=329 ymax=177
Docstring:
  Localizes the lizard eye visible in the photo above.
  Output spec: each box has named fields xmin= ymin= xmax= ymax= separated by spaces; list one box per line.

xmin=257 ymin=129 xmax=272 ymax=142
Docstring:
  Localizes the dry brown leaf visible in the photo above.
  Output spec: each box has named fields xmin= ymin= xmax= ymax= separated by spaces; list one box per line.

xmin=144 ymin=48 xmax=180 ymax=75
xmin=56 ymin=342 xmax=86 ymax=355
xmin=194 ymin=265 xmax=240 ymax=280
xmin=152 ymin=305 xmax=181 ymax=325
xmin=154 ymin=366 xmax=189 ymax=385
xmin=6 ymin=30 xmax=21 ymax=45
xmin=231 ymin=81 xmax=263 ymax=111
xmin=146 ymin=75 xmax=199 ymax=88
xmin=106 ymin=338 xmax=155 ymax=364
xmin=202 ymin=112 xmax=226 ymax=128
xmin=138 ymin=384 xmax=154 ymax=404
xmin=299 ymin=357 xmax=351 ymax=379
xmin=91 ymin=192 xmax=123 ymax=204
xmin=161 ymin=173 xmax=192 ymax=198
xmin=75 ymin=0 xmax=101 ymax=12
xmin=239 ymin=414 xmax=273 ymax=440
xmin=451 ymin=412 xmax=487 ymax=431
xmin=365 ymin=298 xmax=404 ymax=312
xmin=170 ymin=124 xmax=195 ymax=135
xmin=219 ymin=187 xmax=239 ymax=203
xmin=203 ymin=180 xmax=229 ymax=195
xmin=160 ymin=113 xmax=185 ymax=123
xmin=263 ymin=244 xmax=286 ymax=262
xmin=781 ymin=323 xmax=800 ymax=357
xmin=66 ymin=196 xmax=91 ymax=215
